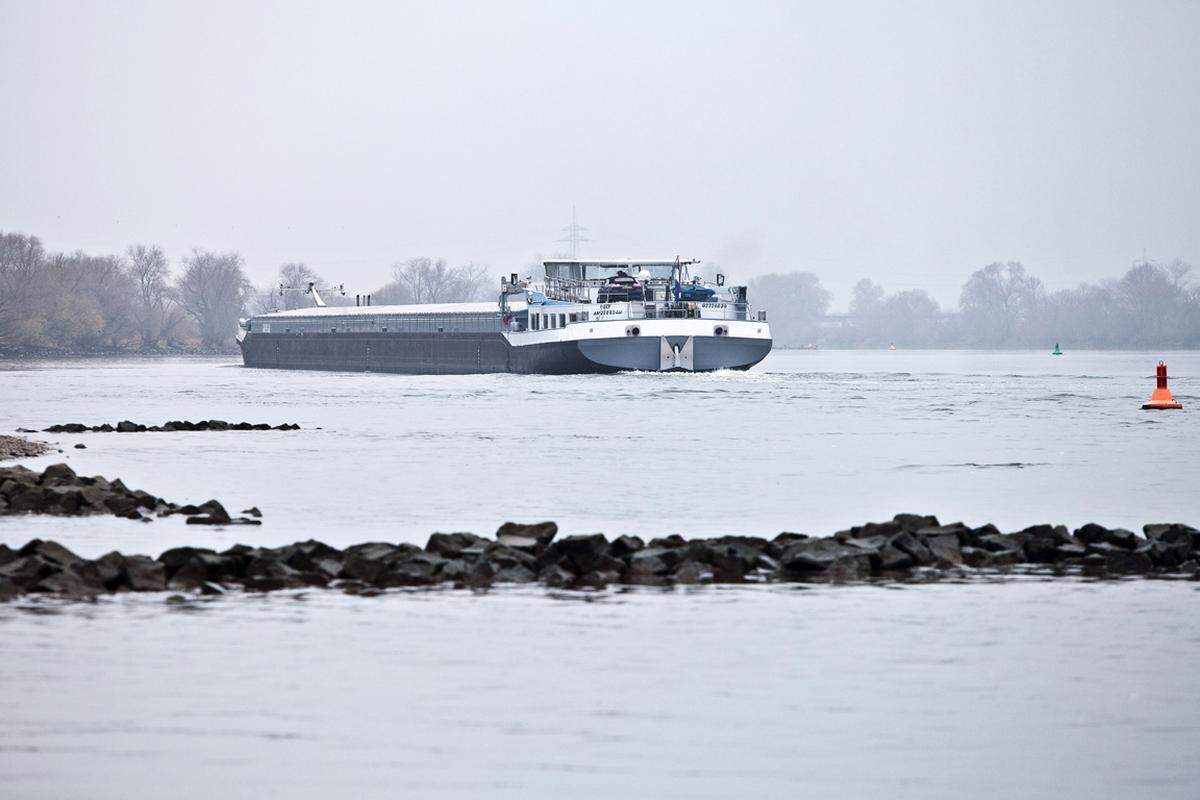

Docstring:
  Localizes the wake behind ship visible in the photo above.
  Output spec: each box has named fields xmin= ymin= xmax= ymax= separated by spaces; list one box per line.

xmin=238 ymin=259 xmax=772 ymax=374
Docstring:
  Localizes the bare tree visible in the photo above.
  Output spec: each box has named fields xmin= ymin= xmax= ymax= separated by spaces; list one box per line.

xmin=747 ymin=271 xmax=831 ymax=347
xmin=959 ymin=262 xmax=1043 ymax=346
xmin=176 ymin=249 xmax=252 ymax=348
xmin=0 ymin=232 xmax=46 ymax=350
xmin=127 ymin=244 xmax=185 ymax=348
xmin=386 ymin=257 xmax=493 ymax=304
xmin=1116 ymin=260 xmax=1195 ymax=347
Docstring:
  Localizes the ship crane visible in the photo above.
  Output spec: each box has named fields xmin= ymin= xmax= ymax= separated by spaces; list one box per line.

xmin=278 ymin=281 xmax=346 ymax=308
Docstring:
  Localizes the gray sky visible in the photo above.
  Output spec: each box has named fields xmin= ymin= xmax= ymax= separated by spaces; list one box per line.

xmin=2 ymin=0 xmax=1197 ymax=308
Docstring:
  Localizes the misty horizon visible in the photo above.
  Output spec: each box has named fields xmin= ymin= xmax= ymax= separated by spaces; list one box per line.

xmin=3 ymin=1 xmax=1198 ymax=310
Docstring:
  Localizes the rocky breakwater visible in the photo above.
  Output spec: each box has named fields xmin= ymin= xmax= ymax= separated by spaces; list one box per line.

xmin=38 ymin=420 xmax=301 ymax=433
xmin=0 ymin=463 xmax=260 ymax=525
xmin=2 ymin=516 xmax=1198 ymax=602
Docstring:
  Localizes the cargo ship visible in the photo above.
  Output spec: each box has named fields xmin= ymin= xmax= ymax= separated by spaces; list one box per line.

xmin=238 ymin=258 xmax=771 ymax=374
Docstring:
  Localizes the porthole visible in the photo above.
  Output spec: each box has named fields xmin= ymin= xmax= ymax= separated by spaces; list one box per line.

xmin=626 ymin=325 xmax=640 ymax=336
xmin=714 ymin=325 xmax=728 ymax=337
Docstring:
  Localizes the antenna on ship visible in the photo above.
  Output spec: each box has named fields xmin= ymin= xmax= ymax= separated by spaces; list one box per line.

xmin=557 ymin=205 xmax=592 ymax=259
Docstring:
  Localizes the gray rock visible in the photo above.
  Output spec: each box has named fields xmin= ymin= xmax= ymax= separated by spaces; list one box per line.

xmin=537 ymin=563 xmax=575 ymax=587
xmin=158 ymin=547 xmax=219 ymax=572
xmin=122 ymin=556 xmax=166 ymax=591
xmin=925 ymin=534 xmax=962 ymax=566
xmin=495 ymin=534 xmax=540 ymax=552
xmin=1144 ymin=523 xmax=1200 ymax=553
xmin=495 ymin=521 xmax=557 ymax=548
xmin=34 ymin=571 xmax=97 ymax=598
xmin=647 ymin=534 xmax=687 ymax=549
xmin=438 ymin=559 xmax=469 ymax=582
xmin=890 ymin=531 xmax=934 ymax=565
xmin=540 ymin=533 xmax=611 ymax=574
xmin=425 ymin=532 xmax=489 ymax=558
xmin=754 ymin=553 xmax=781 ymax=573
xmin=0 ymin=556 xmax=58 ymax=588
xmin=767 ymin=532 xmax=808 ymax=559
xmin=672 ymin=560 xmax=712 ymax=584
xmin=0 ymin=576 xmax=22 ymax=601
xmin=781 ymin=539 xmax=872 ymax=574
xmin=626 ymin=550 xmax=671 ymax=578
xmin=893 ymin=513 xmax=940 ymax=531
xmin=491 ymin=564 xmax=537 ymax=583
xmin=481 ymin=543 xmax=536 ymax=570
xmin=914 ymin=523 xmax=971 ymax=542
xmin=19 ymin=539 xmax=83 ymax=568
xmin=40 ymin=463 xmax=77 ymax=484
xmin=989 ymin=548 xmax=1025 ymax=566
xmin=378 ymin=557 xmax=443 ymax=587
xmin=1105 ymin=549 xmax=1154 ymax=574
xmin=1020 ymin=525 xmax=1075 ymax=562
xmin=1055 ymin=543 xmax=1087 ymax=559
xmin=576 ymin=568 xmax=622 ymax=587
xmin=973 ymin=533 xmax=1027 ymax=556
xmin=1074 ymin=523 xmax=1139 ymax=550
xmin=878 ymin=543 xmax=915 ymax=571
xmin=610 ymin=535 xmax=645 ymax=558
xmin=960 ymin=546 xmax=993 ymax=568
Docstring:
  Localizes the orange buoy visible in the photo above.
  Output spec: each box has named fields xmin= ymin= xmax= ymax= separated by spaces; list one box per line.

xmin=1142 ymin=361 xmax=1183 ymax=410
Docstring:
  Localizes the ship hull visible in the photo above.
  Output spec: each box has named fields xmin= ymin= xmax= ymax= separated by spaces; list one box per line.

xmin=239 ymin=331 xmax=770 ymax=375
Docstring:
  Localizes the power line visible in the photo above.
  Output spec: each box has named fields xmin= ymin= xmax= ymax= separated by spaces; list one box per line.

xmin=556 ymin=205 xmax=591 ymax=258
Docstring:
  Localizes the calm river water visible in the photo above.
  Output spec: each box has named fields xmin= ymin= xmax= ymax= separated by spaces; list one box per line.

xmin=1 ymin=350 xmax=1198 ymax=798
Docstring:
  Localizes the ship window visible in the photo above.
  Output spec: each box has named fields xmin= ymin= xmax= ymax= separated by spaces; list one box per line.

xmin=381 ymin=327 xmax=388 ymax=333
xmin=569 ymin=313 xmax=578 ymax=323
xmin=559 ymin=314 xmax=566 ymax=328
xmin=331 ymin=327 xmax=337 ymax=333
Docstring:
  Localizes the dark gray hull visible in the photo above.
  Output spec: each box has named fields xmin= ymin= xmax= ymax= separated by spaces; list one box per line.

xmin=239 ymin=332 xmax=770 ymax=375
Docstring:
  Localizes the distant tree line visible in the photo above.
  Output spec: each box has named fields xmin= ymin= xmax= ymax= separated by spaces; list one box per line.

xmin=751 ymin=259 xmax=1200 ymax=349
xmin=0 ymin=231 xmax=253 ymax=355
xmin=0 ymin=230 xmax=496 ymax=356
xmin=4 ymin=227 xmax=1197 ymax=354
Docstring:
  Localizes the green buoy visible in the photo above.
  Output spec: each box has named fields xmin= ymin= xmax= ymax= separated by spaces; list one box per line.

xmin=1052 ymin=342 xmax=1062 ymax=356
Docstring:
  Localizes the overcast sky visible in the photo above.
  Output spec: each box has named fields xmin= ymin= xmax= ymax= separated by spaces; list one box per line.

xmin=2 ymin=0 xmax=1197 ymax=307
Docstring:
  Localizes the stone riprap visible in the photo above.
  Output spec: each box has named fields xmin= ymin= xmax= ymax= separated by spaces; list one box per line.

xmin=0 ymin=435 xmax=52 ymax=462
xmin=40 ymin=420 xmax=301 ymax=433
xmin=2 ymin=516 xmax=1197 ymax=602
xmin=0 ymin=463 xmax=260 ymax=525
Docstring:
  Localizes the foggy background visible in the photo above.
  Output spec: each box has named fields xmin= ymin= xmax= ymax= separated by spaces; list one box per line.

xmin=3 ymin=0 xmax=1198 ymax=310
